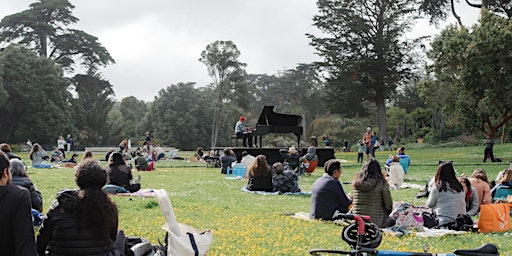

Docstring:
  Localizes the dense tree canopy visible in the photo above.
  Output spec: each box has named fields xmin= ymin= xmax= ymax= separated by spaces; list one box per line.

xmin=0 ymin=0 xmax=114 ymax=71
xmin=0 ymin=46 xmax=72 ymax=143
xmin=425 ymin=10 xmax=512 ymax=140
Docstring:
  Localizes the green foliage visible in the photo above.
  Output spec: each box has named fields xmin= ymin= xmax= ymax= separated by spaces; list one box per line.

xmin=0 ymin=45 xmax=72 ymax=143
xmin=142 ymin=82 xmax=214 ymax=150
xmin=0 ymin=0 xmax=114 ymax=72
xmin=199 ymin=40 xmax=247 ymax=147
xmin=426 ymin=10 xmax=512 ymax=139
xmin=308 ymin=0 xmax=422 ymax=140
xmin=71 ymin=73 xmax=115 ymax=145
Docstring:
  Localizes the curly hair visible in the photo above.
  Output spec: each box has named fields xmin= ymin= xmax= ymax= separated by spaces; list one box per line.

xmin=353 ymin=159 xmax=386 ymax=188
xmin=249 ymin=155 xmax=270 ymax=177
xmin=75 ymin=159 xmax=118 ymax=239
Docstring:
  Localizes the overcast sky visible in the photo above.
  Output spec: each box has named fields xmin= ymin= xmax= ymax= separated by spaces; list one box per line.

xmin=0 ymin=1 xmax=479 ymax=101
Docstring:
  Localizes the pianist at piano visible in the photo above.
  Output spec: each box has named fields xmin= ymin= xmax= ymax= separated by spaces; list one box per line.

xmin=234 ymin=116 xmax=253 ymax=147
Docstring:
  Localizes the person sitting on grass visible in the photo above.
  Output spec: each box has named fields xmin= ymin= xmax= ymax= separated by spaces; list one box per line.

xmin=106 ymin=153 xmax=140 ymax=193
xmin=310 ymin=159 xmax=353 ymax=220
xmin=387 ymin=155 xmax=405 ymax=190
xmin=279 ymin=146 xmax=302 ymax=171
xmin=458 ymin=176 xmax=479 ymax=216
xmin=0 ymin=152 xmax=38 ymax=255
xmin=424 ymin=161 xmax=466 ymax=226
xmin=0 ymin=143 xmax=21 ymax=160
xmin=352 ymin=159 xmax=395 ymax=228
xmin=29 ymin=143 xmax=52 ymax=168
xmin=10 ymin=158 xmax=43 ymax=212
xmin=272 ymin=162 xmax=300 ymax=193
xmin=37 ymin=159 xmax=122 ymax=255
xmin=469 ymin=168 xmax=492 ymax=206
xmin=50 ymin=146 xmax=63 ymax=162
xmin=220 ymin=148 xmax=236 ymax=175
xmin=298 ymin=146 xmax=319 ymax=175
xmin=246 ymin=155 xmax=273 ymax=192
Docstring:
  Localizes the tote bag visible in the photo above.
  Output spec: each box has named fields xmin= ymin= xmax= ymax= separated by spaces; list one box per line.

xmin=155 ymin=189 xmax=213 ymax=256
xmin=478 ymin=203 xmax=511 ymax=233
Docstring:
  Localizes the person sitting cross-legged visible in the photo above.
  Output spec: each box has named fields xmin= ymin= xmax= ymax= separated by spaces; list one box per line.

xmin=272 ymin=162 xmax=300 ymax=193
xmin=246 ymin=155 xmax=273 ymax=192
xmin=310 ymin=159 xmax=353 ymax=220
xmin=106 ymin=152 xmax=140 ymax=193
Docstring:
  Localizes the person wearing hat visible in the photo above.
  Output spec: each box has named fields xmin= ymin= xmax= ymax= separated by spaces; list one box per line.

xmin=234 ymin=116 xmax=253 ymax=147
xmin=362 ymin=127 xmax=374 ymax=161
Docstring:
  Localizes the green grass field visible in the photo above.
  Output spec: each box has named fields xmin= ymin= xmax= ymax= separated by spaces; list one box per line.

xmin=25 ymin=144 xmax=512 ymax=255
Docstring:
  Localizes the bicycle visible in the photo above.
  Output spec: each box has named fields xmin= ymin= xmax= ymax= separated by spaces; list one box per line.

xmin=310 ymin=214 xmax=499 ymax=256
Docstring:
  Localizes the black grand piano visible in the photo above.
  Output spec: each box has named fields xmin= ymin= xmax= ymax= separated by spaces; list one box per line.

xmin=221 ymin=106 xmax=335 ymax=167
xmin=252 ymin=106 xmax=303 ymax=147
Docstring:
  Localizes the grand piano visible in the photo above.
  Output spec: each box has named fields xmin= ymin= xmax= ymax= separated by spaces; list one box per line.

xmin=252 ymin=106 xmax=303 ymax=147
xmin=222 ymin=106 xmax=335 ymax=167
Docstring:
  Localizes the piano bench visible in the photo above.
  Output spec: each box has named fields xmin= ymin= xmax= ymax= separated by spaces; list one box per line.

xmin=230 ymin=135 xmax=240 ymax=147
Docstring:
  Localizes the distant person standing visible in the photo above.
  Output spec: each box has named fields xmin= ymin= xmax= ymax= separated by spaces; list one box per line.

xmin=143 ymin=132 xmax=152 ymax=146
xmin=356 ymin=140 xmax=365 ymax=163
xmin=362 ymin=127 xmax=374 ymax=160
xmin=322 ymin=134 xmax=331 ymax=147
xmin=57 ymin=136 xmax=66 ymax=159
xmin=309 ymin=133 xmax=318 ymax=147
xmin=483 ymin=135 xmax=495 ymax=162
xmin=65 ymin=134 xmax=72 ymax=153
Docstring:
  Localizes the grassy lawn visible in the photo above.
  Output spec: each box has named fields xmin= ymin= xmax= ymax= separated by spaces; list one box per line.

xmin=24 ymin=144 xmax=512 ymax=255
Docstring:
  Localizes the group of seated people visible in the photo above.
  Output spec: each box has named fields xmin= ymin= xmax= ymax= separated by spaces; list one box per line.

xmin=0 ymin=151 xmax=131 ymax=255
xmin=218 ymin=147 xmax=305 ymax=193
xmin=310 ymin=157 xmax=512 ymax=229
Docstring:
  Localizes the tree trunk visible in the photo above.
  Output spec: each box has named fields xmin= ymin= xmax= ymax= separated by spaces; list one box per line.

xmin=39 ymin=33 xmax=48 ymax=57
xmin=375 ymin=94 xmax=388 ymax=141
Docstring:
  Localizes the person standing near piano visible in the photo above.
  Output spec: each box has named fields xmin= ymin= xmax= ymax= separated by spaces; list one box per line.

xmin=235 ymin=116 xmax=253 ymax=147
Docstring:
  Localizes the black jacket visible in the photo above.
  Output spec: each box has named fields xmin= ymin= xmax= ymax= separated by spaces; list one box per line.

xmin=12 ymin=175 xmax=43 ymax=212
xmin=37 ymin=189 xmax=120 ymax=256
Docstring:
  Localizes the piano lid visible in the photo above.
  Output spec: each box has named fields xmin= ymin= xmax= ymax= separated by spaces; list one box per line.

xmin=256 ymin=106 xmax=302 ymax=127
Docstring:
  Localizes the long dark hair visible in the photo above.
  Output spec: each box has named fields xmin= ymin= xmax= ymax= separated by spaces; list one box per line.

xmin=249 ymin=155 xmax=270 ymax=177
xmin=29 ymin=143 xmax=42 ymax=160
xmin=353 ymin=159 xmax=386 ymax=188
xmin=75 ymin=159 xmax=118 ymax=239
xmin=434 ymin=161 xmax=463 ymax=193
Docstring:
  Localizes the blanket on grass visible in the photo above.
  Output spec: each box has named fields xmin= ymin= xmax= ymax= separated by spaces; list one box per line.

xmin=289 ymin=212 xmax=467 ymax=237
xmin=111 ymin=189 xmax=156 ymax=197
xmin=241 ymin=186 xmax=311 ymax=195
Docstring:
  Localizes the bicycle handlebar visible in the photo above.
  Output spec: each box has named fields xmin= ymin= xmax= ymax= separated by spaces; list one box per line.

xmin=333 ymin=214 xmax=371 ymax=235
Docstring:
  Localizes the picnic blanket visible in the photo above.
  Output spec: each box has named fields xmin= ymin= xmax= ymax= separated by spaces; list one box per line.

xmin=111 ymin=189 xmax=156 ymax=197
xmin=383 ymin=226 xmax=466 ymax=237
xmin=400 ymin=183 xmax=424 ymax=189
xmin=288 ymin=211 xmax=350 ymax=226
xmin=241 ymin=186 xmax=311 ymax=195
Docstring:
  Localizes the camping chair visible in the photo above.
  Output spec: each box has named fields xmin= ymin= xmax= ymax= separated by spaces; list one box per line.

xmin=399 ymin=155 xmax=410 ymax=174
xmin=167 ymin=148 xmax=180 ymax=161
xmin=155 ymin=190 xmax=213 ymax=256
xmin=492 ymin=186 xmax=512 ymax=202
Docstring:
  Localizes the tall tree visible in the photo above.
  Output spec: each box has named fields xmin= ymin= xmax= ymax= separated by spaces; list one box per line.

xmin=71 ymin=73 xmax=115 ymax=145
xmin=199 ymin=40 xmax=247 ymax=148
xmin=143 ymin=83 xmax=213 ymax=150
xmin=0 ymin=45 xmax=72 ymax=143
xmin=308 ymin=0 xmax=421 ymax=141
xmin=419 ymin=0 xmax=512 ymax=27
xmin=0 ymin=0 xmax=114 ymax=71
xmin=425 ymin=10 xmax=512 ymax=141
